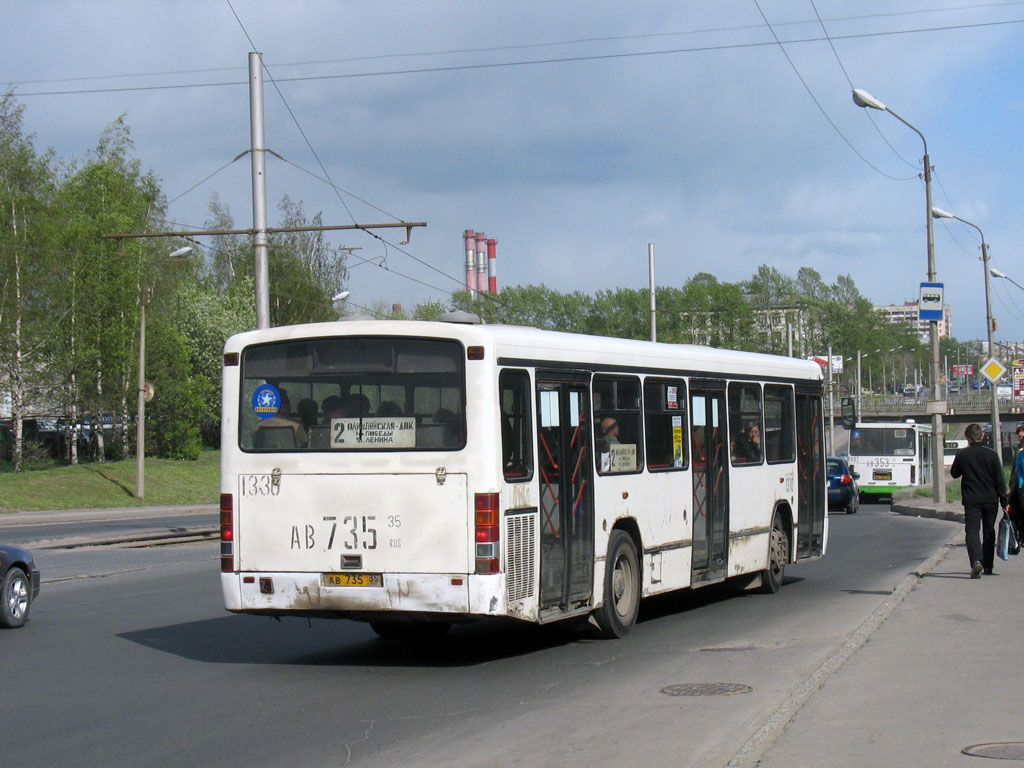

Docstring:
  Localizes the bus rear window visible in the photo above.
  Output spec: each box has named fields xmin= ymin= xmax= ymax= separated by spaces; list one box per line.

xmin=239 ymin=336 xmax=466 ymax=451
xmin=850 ymin=427 xmax=915 ymax=457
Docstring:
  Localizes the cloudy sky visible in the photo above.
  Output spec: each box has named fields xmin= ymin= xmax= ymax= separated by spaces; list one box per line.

xmin=4 ymin=1 xmax=1024 ymax=341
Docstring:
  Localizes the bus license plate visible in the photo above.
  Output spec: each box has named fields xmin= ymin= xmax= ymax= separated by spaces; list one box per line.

xmin=873 ymin=469 xmax=892 ymax=481
xmin=322 ymin=573 xmax=383 ymax=588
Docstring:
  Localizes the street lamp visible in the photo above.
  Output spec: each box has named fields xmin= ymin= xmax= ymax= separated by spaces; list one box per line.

xmin=932 ymin=206 xmax=1001 ymax=458
xmin=991 ymin=267 xmax=1024 ymax=293
xmin=852 ymin=88 xmax=945 ymax=502
xmin=137 ymin=246 xmax=192 ymax=498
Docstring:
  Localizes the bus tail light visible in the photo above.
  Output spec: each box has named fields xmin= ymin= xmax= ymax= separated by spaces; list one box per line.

xmin=910 ymin=466 xmax=916 ymax=485
xmin=475 ymin=492 xmax=500 ymax=574
xmin=220 ymin=493 xmax=235 ymax=573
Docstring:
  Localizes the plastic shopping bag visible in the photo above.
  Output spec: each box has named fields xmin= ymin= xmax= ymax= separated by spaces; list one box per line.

xmin=998 ymin=515 xmax=1015 ymax=561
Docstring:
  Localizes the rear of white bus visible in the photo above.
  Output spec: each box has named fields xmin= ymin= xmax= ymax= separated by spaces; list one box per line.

xmin=218 ymin=324 xmax=503 ymax=629
xmin=848 ymin=423 xmax=920 ymax=498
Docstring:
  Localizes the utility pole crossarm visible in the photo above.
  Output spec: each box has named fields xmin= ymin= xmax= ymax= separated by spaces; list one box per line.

xmin=102 ymin=222 xmax=427 ymax=241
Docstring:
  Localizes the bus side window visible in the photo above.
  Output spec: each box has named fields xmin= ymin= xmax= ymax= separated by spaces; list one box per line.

xmin=593 ymin=375 xmax=643 ymax=474
xmin=728 ymin=382 xmax=763 ymax=466
xmin=499 ymin=369 xmax=533 ymax=481
xmin=764 ymin=384 xmax=795 ymax=464
xmin=644 ymin=378 xmax=687 ymax=471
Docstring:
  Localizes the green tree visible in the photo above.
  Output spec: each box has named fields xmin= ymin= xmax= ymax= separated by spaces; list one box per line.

xmin=268 ymin=196 xmax=349 ymax=325
xmin=0 ymin=91 xmax=58 ymax=471
xmin=144 ymin=313 xmax=204 ymax=460
xmin=172 ymin=276 xmax=256 ymax=445
xmin=52 ymin=115 xmax=165 ymax=463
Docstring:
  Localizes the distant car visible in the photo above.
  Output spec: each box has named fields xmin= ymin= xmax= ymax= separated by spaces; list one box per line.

xmin=1 ymin=544 xmax=40 ymax=628
xmin=827 ymin=456 xmax=860 ymax=514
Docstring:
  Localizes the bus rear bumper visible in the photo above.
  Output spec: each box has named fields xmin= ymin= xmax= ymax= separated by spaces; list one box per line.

xmin=221 ymin=571 xmax=506 ymax=617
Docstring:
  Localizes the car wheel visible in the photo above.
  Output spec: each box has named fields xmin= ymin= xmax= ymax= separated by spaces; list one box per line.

xmin=760 ymin=517 xmax=788 ymax=594
xmin=594 ymin=530 xmax=640 ymax=638
xmin=1 ymin=567 xmax=31 ymax=629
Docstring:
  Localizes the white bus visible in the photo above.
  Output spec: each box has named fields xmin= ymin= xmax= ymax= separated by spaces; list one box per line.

xmin=847 ymin=420 xmax=934 ymax=501
xmin=219 ymin=316 xmax=827 ymax=638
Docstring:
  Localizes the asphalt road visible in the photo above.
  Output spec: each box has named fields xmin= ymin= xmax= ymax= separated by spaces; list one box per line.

xmin=0 ymin=504 xmax=217 ymax=548
xmin=2 ymin=502 xmax=957 ymax=768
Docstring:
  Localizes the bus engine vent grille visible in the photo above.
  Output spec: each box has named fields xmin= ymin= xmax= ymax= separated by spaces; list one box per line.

xmin=505 ymin=510 xmax=536 ymax=602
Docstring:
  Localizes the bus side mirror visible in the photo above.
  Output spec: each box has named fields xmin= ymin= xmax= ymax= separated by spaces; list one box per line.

xmin=840 ymin=397 xmax=857 ymax=430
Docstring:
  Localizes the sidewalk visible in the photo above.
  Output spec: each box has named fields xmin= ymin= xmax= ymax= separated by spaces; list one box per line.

xmin=755 ymin=495 xmax=1024 ymax=767
xmin=758 ymin=529 xmax=1024 ymax=766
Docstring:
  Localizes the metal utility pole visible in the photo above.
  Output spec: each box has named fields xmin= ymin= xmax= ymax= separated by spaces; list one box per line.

xmin=827 ymin=345 xmax=834 ymax=457
xmin=648 ymin=243 xmax=656 ymax=342
xmin=250 ymin=52 xmax=270 ymax=329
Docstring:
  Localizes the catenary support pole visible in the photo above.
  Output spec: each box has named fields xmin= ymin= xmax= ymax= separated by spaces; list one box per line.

xmin=249 ymin=52 xmax=270 ymax=329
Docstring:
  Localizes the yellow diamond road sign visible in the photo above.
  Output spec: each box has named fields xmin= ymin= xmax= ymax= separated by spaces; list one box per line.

xmin=981 ymin=358 xmax=1006 ymax=383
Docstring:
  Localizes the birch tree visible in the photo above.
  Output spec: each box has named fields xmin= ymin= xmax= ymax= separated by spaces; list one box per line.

xmin=0 ymin=92 xmax=57 ymax=471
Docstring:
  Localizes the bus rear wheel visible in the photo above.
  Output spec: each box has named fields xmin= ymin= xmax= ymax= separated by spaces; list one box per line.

xmin=594 ymin=530 xmax=640 ymax=638
xmin=760 ymin=518 xmax=788 ymax=594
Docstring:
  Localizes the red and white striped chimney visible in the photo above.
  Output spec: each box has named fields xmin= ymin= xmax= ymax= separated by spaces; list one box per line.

xmin=487 ymin=238 xmax=497 ymax=293
xmin=475 ymin=232 xmax=487 ymax=294
xmin=463 ymin=230 xmax=477 ymax=294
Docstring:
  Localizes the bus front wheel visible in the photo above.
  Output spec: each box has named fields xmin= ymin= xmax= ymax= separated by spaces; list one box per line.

xmin=594 ymin=530 xmax=640 ymax=638
xmin=760 ymin=518 xmax=788 ymax=594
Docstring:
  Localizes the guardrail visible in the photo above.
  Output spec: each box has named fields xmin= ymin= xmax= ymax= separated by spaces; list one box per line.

xmin=830 ymin=394 xmax=1024 ymax=421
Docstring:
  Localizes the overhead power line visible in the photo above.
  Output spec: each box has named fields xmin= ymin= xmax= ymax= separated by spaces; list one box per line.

xmin=14 ymin=18 xmax=1024 ymax=97
xmin=10 ymin=2 xmax=1024 ymax=88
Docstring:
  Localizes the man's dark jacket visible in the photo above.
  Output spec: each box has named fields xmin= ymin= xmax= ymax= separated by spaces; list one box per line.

xmin=950 ymin=442 xmax=1007 ymax=506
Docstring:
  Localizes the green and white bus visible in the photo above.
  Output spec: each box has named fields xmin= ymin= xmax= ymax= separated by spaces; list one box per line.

xmin=848 ymin=420 xmax=934 ymax=501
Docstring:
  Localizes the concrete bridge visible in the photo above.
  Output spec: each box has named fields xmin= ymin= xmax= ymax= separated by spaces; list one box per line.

xmin=830 ymin=393 xmax=1024 ymax=426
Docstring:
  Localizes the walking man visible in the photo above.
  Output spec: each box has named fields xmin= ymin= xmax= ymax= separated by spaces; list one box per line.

xmin=950 ymin=423 xmax=1008 ymax=578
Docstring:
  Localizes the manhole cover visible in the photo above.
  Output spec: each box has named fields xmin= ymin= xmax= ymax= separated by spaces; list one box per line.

xmin=660 ymin=683 xmax=752 ymax=697
xmin=963 ymin=742 xmax=1024 ymax=760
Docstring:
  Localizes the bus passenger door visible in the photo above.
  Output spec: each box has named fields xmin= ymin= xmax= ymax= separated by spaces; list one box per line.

xmin=536 ymin=377 xmax=594 ymax=612
xmin=795 ymin=391 xmax=826 ymax=558
xmin=690 ymin=384 xmax=729 ymax=583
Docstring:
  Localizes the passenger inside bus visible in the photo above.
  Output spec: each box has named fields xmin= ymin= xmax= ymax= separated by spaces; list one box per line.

xmin=296 ymin=397 xmax=318 ymax=431
xmin=253 ymin=392 xmax=308 ymax=449
xmin=320 ymin=395 xmax=345 ymax=423
xmin=377 ymin=400 xmax=403 ymax=416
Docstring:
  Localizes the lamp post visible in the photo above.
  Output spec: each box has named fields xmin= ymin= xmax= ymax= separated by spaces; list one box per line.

xmin=852 ymin=88 xmax=945 ymax=501
xmin=933 ymin=206 xmax=1001 ymax=459
xmin=137 ymin=246 xmax=192 ymax=498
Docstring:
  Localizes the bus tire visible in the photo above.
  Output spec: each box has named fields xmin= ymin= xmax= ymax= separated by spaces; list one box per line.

xmin=760 ymin=517 xmax=788 ymax=594
xmin=594 ymin=530 xmax=640 ymax=638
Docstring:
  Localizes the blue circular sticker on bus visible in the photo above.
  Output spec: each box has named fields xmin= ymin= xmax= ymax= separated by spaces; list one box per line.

xmin=252 ymin=383 xmax=281 ymax=419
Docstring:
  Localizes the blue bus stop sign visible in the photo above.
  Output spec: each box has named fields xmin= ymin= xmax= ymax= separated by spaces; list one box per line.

xmin=918 ymin=283 xmax=944 ymax=321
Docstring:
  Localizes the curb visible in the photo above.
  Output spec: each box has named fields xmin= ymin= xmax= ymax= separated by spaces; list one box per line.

xmin=890 ymin=501 xmax=963 ymax=524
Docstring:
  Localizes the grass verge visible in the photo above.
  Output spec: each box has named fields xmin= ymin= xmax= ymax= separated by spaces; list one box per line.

xmin=0 ymin=449 xmax=219 ymax=512
xmin=913 ymin=466 xmax=1013 ymax=503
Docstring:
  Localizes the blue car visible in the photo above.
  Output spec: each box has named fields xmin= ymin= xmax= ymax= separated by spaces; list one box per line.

xmin=827 ymin=456 xmax=860 ymax=515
